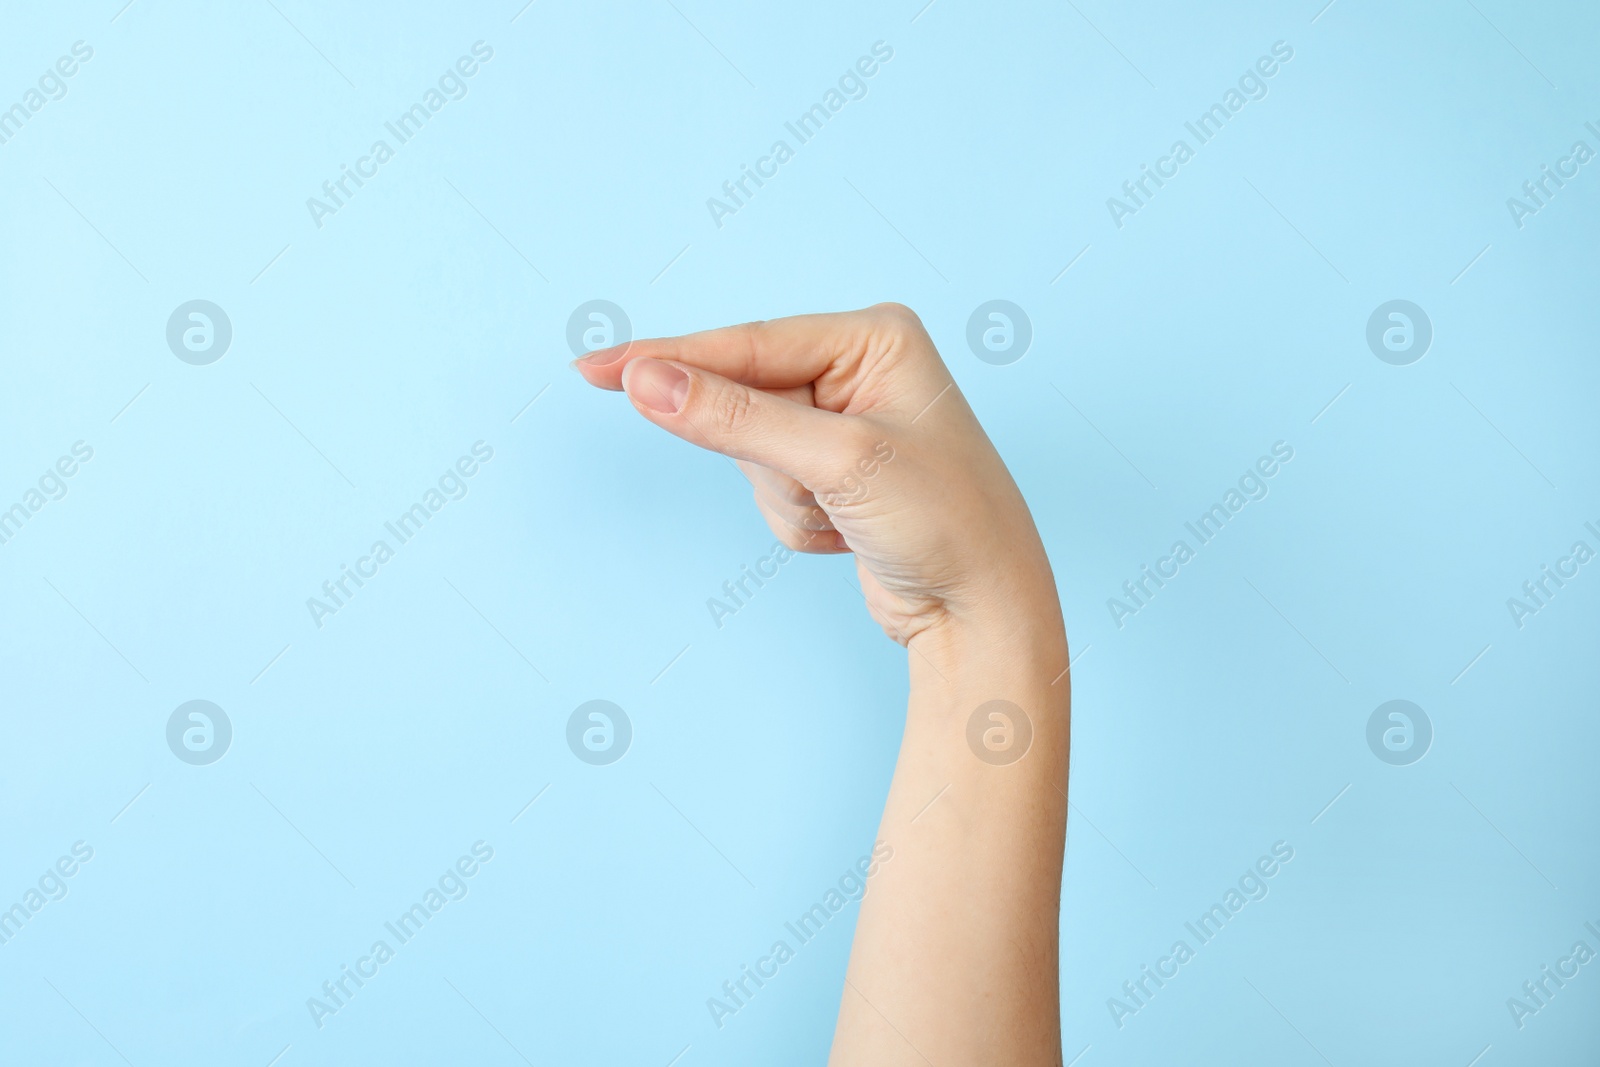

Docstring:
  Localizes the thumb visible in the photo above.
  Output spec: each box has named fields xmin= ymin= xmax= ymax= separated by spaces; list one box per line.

xmin=621 ymin=357 xmax=857 ymax=487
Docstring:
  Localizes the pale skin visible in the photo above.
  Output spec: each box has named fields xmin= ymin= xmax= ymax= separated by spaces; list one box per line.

xmin=575 ymin=304 xmax=1069 ymax=1066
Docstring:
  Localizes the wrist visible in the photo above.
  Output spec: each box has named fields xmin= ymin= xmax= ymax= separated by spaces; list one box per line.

xmin=904 ymin=604 xmax=1070 ymax=773
xmin=912 ymin=591 xmax=1068 ymax=689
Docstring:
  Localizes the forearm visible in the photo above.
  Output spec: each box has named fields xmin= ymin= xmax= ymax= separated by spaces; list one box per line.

xmin=831 ymin=610 xmax=1070 ymax=1066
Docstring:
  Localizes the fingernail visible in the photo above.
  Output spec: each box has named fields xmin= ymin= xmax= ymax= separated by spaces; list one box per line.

xmin=576 ymin=346 xmax=626 ymax=366
xmin=624 ymin=359 xmax=689 ymax=414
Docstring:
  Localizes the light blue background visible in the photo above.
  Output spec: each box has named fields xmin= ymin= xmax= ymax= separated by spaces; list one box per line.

xmin=2 ymin=1 xmax=1597 ymax=1064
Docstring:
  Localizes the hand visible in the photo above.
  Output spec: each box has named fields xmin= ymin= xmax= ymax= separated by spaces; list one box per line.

xmin=572 ymin=303 xmax=1062 ymax=659
xmin=579 ymin=303 xmax=1069 ymax=1065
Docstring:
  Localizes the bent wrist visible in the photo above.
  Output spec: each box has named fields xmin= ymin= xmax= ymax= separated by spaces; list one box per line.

xmin=914 ymin=584 xmax=1067 ymax=683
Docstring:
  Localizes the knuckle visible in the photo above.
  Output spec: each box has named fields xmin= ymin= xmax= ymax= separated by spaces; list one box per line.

xmin=709 ymin=384 xmax=758 ymax=435
xmin=799 ymin=506 xmax=833 ymax=532
xmin=863 ymin=303 xmax=934 ymax=374
xmin=754 ymin=491 xmax=812 ymax=550
xmin=779 ymin=479 xmax=815 ymax=507
xmin=840 ymin=427 xmax=882 ymax=466
xmin=769 ymin=520 xmax=811 ymax=552
xmin=870 ymin=302 xmax=925 ymax=335
xmin=734 ymin=321 xmax=765 ymax=381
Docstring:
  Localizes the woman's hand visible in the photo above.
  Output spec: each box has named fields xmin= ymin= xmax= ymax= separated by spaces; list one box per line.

xmin=577 ymin=303 xmax=1069 ymax=1066
xmin=572 ymin=303 xmax=1062 ymax=664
